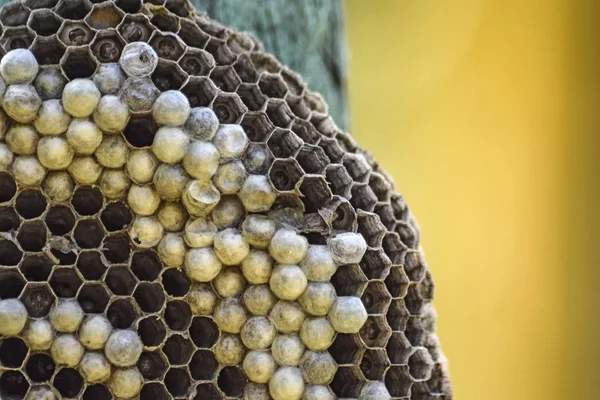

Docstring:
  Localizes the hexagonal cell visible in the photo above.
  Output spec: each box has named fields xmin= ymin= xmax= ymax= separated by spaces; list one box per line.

xmin=45 ymin=206 xmax=75 ymax=237
xmin=134 ymin=282 xmax=165 ymax=313
xmin=395 ymin=222 xmax=419 ymax=250
xmin=58 ymin=21 xmax=95 ymax=46
xmin=0 ymin=268 xmax=25 ymax=298
xmin=102 ymin=234 xmax=131 ymax=264
xmin=137 ymin=351 xmax=168 ymax=380
xmin=115 ymin=0 xmax=143 ymax=13
xmin=24 ymin=0 xmax=60 ymax=9
xmin=51 ymin=248 xmax=77 ymax=267
xmin=83 ymin=384 xmax=111 ymax=400
xmin=357 ymin=249 xmax=390 ymax=281
xmin=164 ymin=368 xmax=191 ymax=397
xmin=267 ymin=129 xmax=302 ymax=159
xmin=325 ymin=164 xmax=353 ymax=198
xmin=217 ymin=366 xmax=245 ymax=398
xmin=77 ymin=283 xmax=110 ymax=313
xmin=386 ymin=332 xmax=412 ymax=366
xmin=361 ymin=281 xmax=392 ymax=315
xmin=100 ymin=202 xmax=131 ymax=232
xmin=0 ymin=174 xmax=16 ymax=204
xmin=258 ymin=72 xmax=288 ymax=99
xmin=268 ymin=158 xmax=304 ymax=192
xmin=15 ymin=190 xmax=46 ymax=220
xmin=299 ymin=175 xmax=332 ymax=213
xmin=367 ymin=173 xmax=392 ymax=203
xmin=404 ymin=284 xmax=425 ymax=316
xmin=236 ymin=83 xmax=267 ymax=112
xmin=193 ymin=383 xmax=221 ymax=400
xmin=190 ymin=316 xmax=219 ymax=349
xmin=17 ymin=221 xmax=47 ymax=252
xmin=164 ymin=300 xmax=192 ymax=331
xmin=124 ymin=115 xmax=158 ymax=148
xmin=91 ymin=29 xmax=125 ymax=63
xmin=241 ymin=112 xmax=274 ymax=143
xmin=0 ymin=370 xmax=29 ymax=400
xmin=233 ymin=54 xmax=258 ymax=84
xmin=118 ymin=14 xmax=154 ymax=43
xmin=342 ymin=153 xmax=372 ymax=183
xmin=179 ymin=48 xmax=214 ymax=76
xmin=385 ymin=268 xmax=410 ymax=300
xmin=162 ymin=334 xmax=194 ymax=365
xmin=74 ymin=219 xmax=105 ymax=249
xmin=360 ymin=348 xmax=390 ymax=381
xmin=49 ymin=267 xmax=82 ymax=298
xmin=210 ymin=66 xmax=241 ymax=93
xmin=21 ymin=283 xmax=55 ymax=317
xmin=140 ymin=382 xmax=170 ymax=400
xmin=164 ymin=0 xmax=192 ymax=16
xmin=266 ymin=99 xmax=294 ymax=128
xmin=178 ymin=19 xmax=210 ymax=49
xmin=407 ymin=347 xmax=434 ymax=382
xmin=75 ymin=251 xmax=105 ymax=281
xmin=250 ymin=52 xmax=280 ymax=75
xmin=138 ymin=316 xmax=167 ymax=347
xmin=53 ymin=368 xmax=83 ymax=398
xmin=359 ymin=315 xmax=391 ymax=348
xmin=25 ymin=353 xmax=55 ymax=382
xmin=205 ymin=38 xmax=236 ymax=66
xmin=28 ymin=9 xmax=62 ymax=37
xmin=357 ymin=211 xmax=387 ymax=248
xmin=0 ymin=2 xmax=28 ymax=27
xmin=107 ymin=298 xmax=139 ymax=329
xmin=150 ymin=32 xmax=185 ymax=61
xmin=296 ymin=145 xmax=329 ymax=175
xmin=72 ymin=187 xmax=103 ymax=216
xmin=405 ymin=316 xmax=426 ymax=347
xmin=212 ymin=92 xmax=248 ymax=124
xmin=20 ymin=255 xmax=53 ymax=282
xmin=152 ymin=59 xmax=188 ymax=91
xmin=104 ymin=267 xmax=137 ymax=297
xmin=350 ymin=183 xmax=378 ymax=212
xmin=0 ymin=337 xmax=28 ymax=368
xmin=60 ymin=46 xmax=98 ymax=80
xmin=286 ymin=95 xmax=310 ymax=120
xmin=149 ymin=11 xmax=179 ymax=33
xmin=161 ymin=268 xmax=190 ymax=297
xmin=181 ymin=76 xmax=217 ymax=108
xmin=330 ymin=264 xmax=367 ymax=297
xmin=55 ymin=0 xmax=92 ymax=20
xmin=0 ymin=240 xmax=22 ymax=267
xmin=329 ymin=334 xmax=364 ymax=365
xmin=0 ymin=27 xmax=35 ymax=50
xmin=131 ymin=251 xmax=161 ymax=281
xmin=85 ymin=2 xmax=125 ymax=29
xmin=329 ymin=366 xmax=364 ymax=398
xmin=190 ymin=350 xmax=218 ymax=381
xmin=385 ymin=365 xmax=413 ymax=398
xmin=0 ymin=208 xmax=20 ymax=232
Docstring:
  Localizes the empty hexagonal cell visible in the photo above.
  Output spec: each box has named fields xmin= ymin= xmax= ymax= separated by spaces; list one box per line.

xmin=299 ymin=175 xmax=332 ymax=213
xmin=178 ymin=18 xmax=209 ymax=48
xmin=325 ymin=164 xmax=353 ymax=197
xmin=149 ymin=11 xmax=179 ymax=32
xmin=329 ymin=366 xmax=364 ymax=398
xmin=217 ymin=366 xmax=245 ymax=398
xmin=124 ymin=115 xmax=158 ymax=148
xmin=138 ymin=316 xmax=167 ymax=347
xmin=319 ymin=137 xmax=345 ymax=163
xmin=396 ymin=222 xmax=419 ymax=250
xmin=152 ymin=59 xmax=188 ymax=91
xmin=384 ymin=367 xmax=413 ymax=398
xmin=118 ymin=14 xmax=154 ymax=43
xmin=0 ymin=174 xmax=17 ymax=203
xmin=194 ymin=383 xmax=220 ymax=400
xmin=182 ymin=77 xmax=217 ymax=107
xmin=404 ymin=250 xmax=427 ymax=283
xmin=131 ymin=251 xmax=162 ymax=281
xmin=250 ymin=52 xmax=280 ymax=74
xmin=25 ymin=353 xmax=55 ymax=382
xmin=58 ymin=21 xmax=95 ymax=46
xmin=330 ymin=264 xmax=367 ymax=297
xmin=85 ymin=2 xmax=125 ymax=29
xmin=405 ymin=316 xmax=426 ymax=347
xmin=83 ymin=384 xmax=111 ymax=400
xmin=0 ymin=208 xmax=20 ymax=232
xmin=374 ymin=203 xmax=395 ymax=230
xmin=329 ymin=334 xmax=364 ymax=365
xmin=190 ymin=316 xmax=219 ymax=349
xmin=164 ymin=0 xmax=191 ymax=16
xmin=0 ymin=2 xmax=29 ymax=26
xmin=140 ymin=382 xmax=170 ymax=400
xmin=241 ymin=112 xmax=274 ymax=143
xmin=137 ymin=351 xmax=168 ymax=380
xmin=21 ymin=283 xmax=55 ymax=317
xmin=61 ymin=46 xmax=98 ymax=80
xmin=105 ymin=267 xmax=136 ymax=296
xmin=404 ymin=284 xmax=425 ymax=316
xmin=407 ymin=348 xmax=434 ymax=382
xmin=49 ymin=267 xmax=82 ymax=298
xmin=212 ymin=92 xmax=247 ymax=124
xmin=361 ymin=281 xmax=392 ymax=315
xmin=17 ymin=221 xmax=47 ymax=252
xmin=266 ymin=99 xmax=294 ymax=128
xmin=164 ymin=368 xmax=191 ymax=397
xmin=162 ymin=334 xmax=194 ymax=365
xmin=20 ymin=255 xmax=53 ymax=282
xmin=102 ymin=234 xmax=131 ymax=264
xmin=360 ymin=349 xmax=390 ymax=381
xmin=134 ymin=282 xmax=165 ymax=313
xmin=387 ymin=299 xmax=410 ymax=332
xmin=180 ymin=48 xmax=214 ymax=77
xmin=0 ymin=338 xmax=28 ymax=368
xmin=161 ymin=268 xmax=190 ymax=297
xmin=28 ymin=9 xmax=62 ymax=37
xmin=237 ymin=83 xmax=267 ymax=112
xmin=91 ymin=29 xmax=125 ymax=63
xmin=53 ymin=368 xmax=83 ymax=398
xmin=268 ymin=158 xmax=304 ymax=192
xmin=107 ymin=298 xmax=139 ymax=329
xmin=258 ymin=73 xmax=288 ymax=99
xmin=0 ymin=370 xmax=29 ymax=400
xmin=357 ymin=211 xmax=387 ymax=248
xmin=287 ymin=95 xmax=310 ymax=119
xmin=417 ymin=273 xmax=435 ymax=304
xmin=114 ymin=0 xmax=142 ymax=13
xmin=382 ymin=233 xmax=407 ymax=266
xmin=164 ymin=300 xmax=192 ymax=331
xmin=100 ymin=203 xmax=131 ymax=232
xmin=233 ymin=54 xmax=258 ymax=84
xmin=267 ymin=129 xmax=302 ymax=159
xmin=296 ymin=145 xmax=330 ymax=175
xmin=210 ymin=66 xmax=241 ymax=93
xmin=0 ymin=268 xmax=25 ymax=298
xmin=74 ymin=219 xmax=105 ymax=249
xmin=72 ymin=187 xmax=104 ymax=216
xmin=75 ymin=251 xmax=106 ymax=280
xmin=386 ymin=332 xmax=413 ymax=366
xmin=205 ymin=38 xmax=236 ymax=65
xmin=359 ymin=249 xmax=392 ymax=281
xmin=15 ymin=190 xmax=47 ymax=220
xmin=77 ymin=283 xmax=110 ymax=313
xmin=55 ymin=0 xmax=92 ymax=20
xmin=0 ymin=240 xmax=22 ymax=267
xmin=359 ymin=316 xmax=391 ymax=348
xmin=0 ymin=27 xmax=35 ymax=50
xmin=150 ymin=32 xmax=185 ymax=60
xmin=190 ymin=350 xmax=218 ymax=381
xmin=367 ymin=173 xmax=392 ymax=202
xmin=350 ymin=183 xmax=378 ymax=212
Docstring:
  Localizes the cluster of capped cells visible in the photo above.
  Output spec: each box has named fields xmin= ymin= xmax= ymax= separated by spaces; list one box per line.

xmin=0 ymin=0 xmax=451 ymax=399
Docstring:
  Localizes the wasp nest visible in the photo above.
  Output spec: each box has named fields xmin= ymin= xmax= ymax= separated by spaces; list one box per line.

xmin=0 ymin=0 xmax=451 ymax=399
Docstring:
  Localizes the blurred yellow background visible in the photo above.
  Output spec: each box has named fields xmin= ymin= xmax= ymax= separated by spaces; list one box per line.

xmin=345 ymin=1 xmax=600 ymax=399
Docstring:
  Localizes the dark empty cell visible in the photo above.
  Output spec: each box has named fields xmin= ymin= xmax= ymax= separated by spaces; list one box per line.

xmin=49 ymin=268 xmax=82 ymax=298
xmin=268 ymin=159 xmax=304 ymax=192
xmin=266 ymin=99 xmax=294 ymax=128
xmin=61 ymin=47 xmax=98 ymax=79
xmin=189 ymin=317 xmax=219 ymax=348
xmin=164 ymin=368 xmax=190 ymax=397
xmin=20 ymin=255 xmax=54 ymax=281
xmin=107 ymin=298 xmax=139 ymax=329
xmin=387 ymin=332 xmax=412 ymax=365
xmin=162 ymin=334 xmax=193 ymax=365
xmin=217 ymin=366 xmax=245 ymax=398
xmin=55 ymin=0 xmax=91 ymax=19
xmin=115 ymin=0 xmax=142 ymax=13
xmin=0 ymin=269 xmax=25 ymax=298
xmin=0 ymin=370 xmax=29 ymax=400
xmin=360 ymin=349 xmax=389 ymax=381
xmin=150 ymin=13 xmax=178 ymax=33
xmin=16 ymin=221 xmax=47 ymax=252
xmin=74 ymin=220 xmax=105 ymax=249
xmin=0 ymin=208 xmax=20 ymax=232
xmin=1 ymin=27 xmax=34 ymax=50
xmin=137 ymin=351 xmax=167 ymax=380
xmin=83 ymin=384 xmax=111 ymax=400
xmin=0 ymin=173 xmax=16 ymax=203
xmin=329 ymin=334 xmax=364 ymax=365
xmin=51 ymin=249 xmax=77 ymax=266
xmin=31 ymin=36 xmax=66 ymax=65
xmin=104 ymin=267 xmax=136 ymax=296
xmin=15 ymin=190 xmax=47 ymax=219
xmin=71 ymin=187 xmax=103 ymax=216
xmin=151 ymin=60 xmax=188 ymax=91
xmin=124 ymin=116 xmax=158 ymax=148
xmin=0 ymin=240 xmax=22 ymax=266
xmin=25 ymin=353 xmax=55 ymax=382
xmin=131 ymin=251 xmax=162 ymax=281
xmin=21 ymin=284 xmax=55 ymax=317
xmin=361 ymin=281 xmax=391 ymax=315
xmin=385 ymin=366 xmax=412 ymax=398
xmin=102 ymin=234 xmax=131 ymax=264
xmin=190 ymin=350 xmax=218 ymax=381
xmin=194 ymin=384 xmax=221 ymax=400
xmin=76 ymin=251 xmax=106 ymax=280
xmin=161 ymin=268 xmax=190 ymax=297
xmin=133 ymin=282 xmax=165 ymax=313
xmin=53 ymin=368 xmax=83 ymax=398
xmin=0 ymin=338 xmax=28 ymax=368
xmin=359 ymin=316 xmax=390 ymax=348
xmin=140 ymin=382 xmax=170 ymax=400
xmin=182 ymin=77 xmax=217 ymax=108
xmin=45 ymin=206 xmax=75 ymax=236
xmin=101 ymin=203 xmax=131 ymax=232
xmin=138 ymin=317 xmax=166 ymax=347
xmin=28 ymin=10 xmax=62 ymax=36
xmin=331 ymin=264 xmax=367 ymax=297
xmin=77 ymin=284 xmax=110 ymax=313
xmin=330 ymin=367 xmax=364 ymax=398
xmin=164 ymin=300 xmax=191 ymax=331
